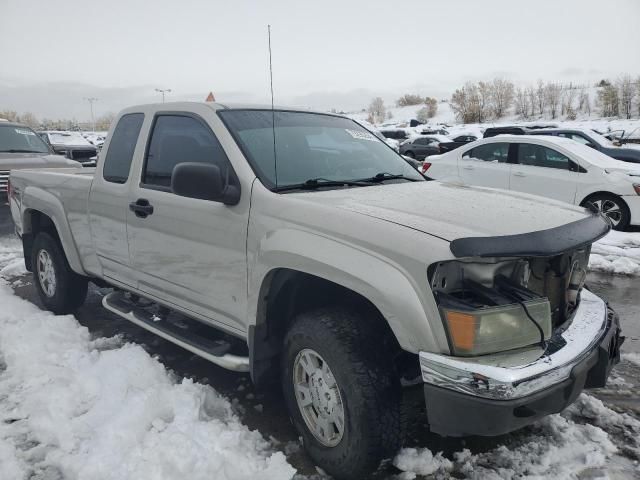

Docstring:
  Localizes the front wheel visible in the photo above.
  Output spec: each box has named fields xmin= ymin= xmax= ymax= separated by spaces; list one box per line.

xmin=282 ymin=307 xmax=403 ymax=479
xmin=32 ymin=232 xmax=88 ymax=314
xmin=582 ymin=194 xmax=630 ymax=231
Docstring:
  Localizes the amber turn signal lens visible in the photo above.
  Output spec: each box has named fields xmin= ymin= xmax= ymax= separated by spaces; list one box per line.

xmin=444 ymin=311 xmax=476 ymax=351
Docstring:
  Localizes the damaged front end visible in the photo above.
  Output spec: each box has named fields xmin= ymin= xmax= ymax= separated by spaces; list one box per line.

xmin=419 ymin=213 xmax=624 ymax=437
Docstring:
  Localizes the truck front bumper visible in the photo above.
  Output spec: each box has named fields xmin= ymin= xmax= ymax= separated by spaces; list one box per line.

xmin=419 ymin=289 xmax=623 ymax=437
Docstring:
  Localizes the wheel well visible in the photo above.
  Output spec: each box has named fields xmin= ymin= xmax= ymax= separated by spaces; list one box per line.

xmin=249 ymin=269 xmax=416 ymax=388
xmin=580 ymin=191 xmax=628 ymax=210
xmin=22 ymin=210 xmax=60 ymax=272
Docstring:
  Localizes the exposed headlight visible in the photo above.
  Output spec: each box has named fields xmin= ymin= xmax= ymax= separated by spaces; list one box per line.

xmin=440 ymin=297 xmax=551 ymax=356
xmin=431 ymin=260 xmax=553 ymax=356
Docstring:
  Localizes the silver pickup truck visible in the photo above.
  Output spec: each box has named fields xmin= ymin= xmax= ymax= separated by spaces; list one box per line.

xmin=9 ymin=102 xmax=623 ymax=479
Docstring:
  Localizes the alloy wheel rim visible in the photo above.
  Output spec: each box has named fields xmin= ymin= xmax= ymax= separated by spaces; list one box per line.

xmin=592 ymin=199 xmax=622 ymax=226
xmin=37 ymin=249 xmax=56 ymax=297
xmin=293 ymin=348 xmax=345 ymax=447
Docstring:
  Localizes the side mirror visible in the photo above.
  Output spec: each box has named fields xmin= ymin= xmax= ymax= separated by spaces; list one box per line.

xmin=171 ymin=162 xmax=240 ymax=205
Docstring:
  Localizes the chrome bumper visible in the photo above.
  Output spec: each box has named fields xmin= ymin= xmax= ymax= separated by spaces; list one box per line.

xmin=420 ymin=289 xmax=613 ymax=400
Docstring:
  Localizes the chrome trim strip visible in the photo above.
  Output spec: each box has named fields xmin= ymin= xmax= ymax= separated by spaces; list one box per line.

xmin=420 ymin=289 xmax=608 ymax=399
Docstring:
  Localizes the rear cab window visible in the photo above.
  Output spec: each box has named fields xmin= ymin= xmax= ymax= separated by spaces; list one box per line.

xmin=103 ymin=113 xmax=144 ymax=183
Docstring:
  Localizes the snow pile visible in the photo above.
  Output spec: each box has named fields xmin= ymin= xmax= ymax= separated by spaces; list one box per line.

xmin=394 ymin=394 xmax=639 ymax=479
xmin=0 ymin=281 xmax=295 ymax=480
xmin=0 ymin=238 xmax=27 ymax=279
xmin=590 ymin=230 xmax=640 ymax=275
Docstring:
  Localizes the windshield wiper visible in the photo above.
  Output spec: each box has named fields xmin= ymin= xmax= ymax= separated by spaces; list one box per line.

xmin=360 ymin=172 xmax=420 ymax=183
xmin=273 ymin=177 xmax=371 ymax=192
xmin=0 ymin=149 xmax=43 ymax=153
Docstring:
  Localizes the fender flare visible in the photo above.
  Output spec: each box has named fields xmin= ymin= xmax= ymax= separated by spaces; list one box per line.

xmin=249 ymin=228 xmax=443 ymax=355
xmin=21 ymin=186 xmax=86 ymax=275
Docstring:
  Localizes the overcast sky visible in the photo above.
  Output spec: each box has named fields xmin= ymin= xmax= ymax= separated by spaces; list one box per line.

xmin=1 ymin=0 xmax=639 ymax=120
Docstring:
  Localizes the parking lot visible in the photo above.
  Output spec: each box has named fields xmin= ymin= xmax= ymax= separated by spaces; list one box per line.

xmin=0 ymin=205 xmax=638 ymax=479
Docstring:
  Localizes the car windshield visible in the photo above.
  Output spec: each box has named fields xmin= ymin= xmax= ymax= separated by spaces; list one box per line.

xmin=0 ymin=125 xmax=50 ymax=154
xmin=219 ymin=110 xmax=423 ymax=190
xmin=587 ymin=130 xmax=615 ymax=148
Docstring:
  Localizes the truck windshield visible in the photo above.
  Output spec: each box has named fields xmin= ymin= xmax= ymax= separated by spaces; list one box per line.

xmin=219 ymin=110 xmax=423 ymax=190
xmin=0 ymin=125 xmax=51 ymax=154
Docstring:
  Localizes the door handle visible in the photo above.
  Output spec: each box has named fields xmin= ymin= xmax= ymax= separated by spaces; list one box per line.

xmin=462 ymin=165 xmax=474 ymax=170
xmin=129 ymin=198 xmax=154 ymax=218
xmin=512 ymin=171 xmax=526 ymax=177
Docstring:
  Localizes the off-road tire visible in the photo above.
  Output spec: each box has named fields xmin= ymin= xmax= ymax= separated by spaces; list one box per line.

xmin=281 ymin=307 xmax=403 ymax=479
xmin=32 ymin=232 xmax=88 ymax=314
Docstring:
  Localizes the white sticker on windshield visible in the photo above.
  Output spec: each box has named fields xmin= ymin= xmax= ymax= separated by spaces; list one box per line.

xmin=15 ymin=128 xmax=36 ymax=136
xmin=345 ymin=129 xmax=377 ymax=142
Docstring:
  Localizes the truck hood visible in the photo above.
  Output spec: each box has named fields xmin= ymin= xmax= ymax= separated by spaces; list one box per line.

xmin=293 ymin=181 xmax=590 ymax=241
xmin=0 ymin=153 xmax=79 ymax=169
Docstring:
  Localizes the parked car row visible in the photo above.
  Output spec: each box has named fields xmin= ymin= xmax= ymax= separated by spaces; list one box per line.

xmin=38 ymin=131 xmax=98 ymax=166
xmin=422 ymin=134 xmax=640 ymax=230
xmin=0 ymin=122 xmax=82 ymax=196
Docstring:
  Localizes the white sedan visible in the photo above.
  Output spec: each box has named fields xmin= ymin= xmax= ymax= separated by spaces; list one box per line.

xmin=422 ymin=135 xmax=640 ymax=230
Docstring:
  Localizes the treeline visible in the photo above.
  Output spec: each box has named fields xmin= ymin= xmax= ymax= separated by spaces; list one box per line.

xmin=449 ymin=75 xmax=640 ymax=123
xmin=0 ymin=109 xmax=114 ymax=131
xmin=367 ymin=94 xmax=439 ymax=124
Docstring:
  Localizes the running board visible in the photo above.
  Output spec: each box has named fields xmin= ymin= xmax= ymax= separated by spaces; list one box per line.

xmin=102 ymin=291 xmax=250 ymax=372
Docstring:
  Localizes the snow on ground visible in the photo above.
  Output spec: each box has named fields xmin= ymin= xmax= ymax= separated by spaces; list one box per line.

xmin=590 ymin=230 xmax=640 ymax=275
xmin=0 ymin=279 xmax=294 ymax=480
xmin=393 ymin=393 xmax=640 ymax=479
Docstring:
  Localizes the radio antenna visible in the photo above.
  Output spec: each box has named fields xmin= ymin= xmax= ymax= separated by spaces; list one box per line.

xmin=268 ymin=24 xmax=278 ymax=188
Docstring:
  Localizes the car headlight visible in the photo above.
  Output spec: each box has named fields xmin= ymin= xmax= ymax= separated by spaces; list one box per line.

xmin=440 ymin=297 xmax=551 ymax=356
xmin=431 ymin=260 xmax=553 ymax=356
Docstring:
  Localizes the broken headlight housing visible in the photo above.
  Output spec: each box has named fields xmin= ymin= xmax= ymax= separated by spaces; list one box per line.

xmin=431 ymin=260 xmax=552 ymax=356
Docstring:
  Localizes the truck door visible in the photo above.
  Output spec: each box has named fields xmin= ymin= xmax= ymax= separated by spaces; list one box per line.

xmin=88 ymin=112 xmax=145 ymax=286
xmin=126 ymin=112 xmax=249 ymax=334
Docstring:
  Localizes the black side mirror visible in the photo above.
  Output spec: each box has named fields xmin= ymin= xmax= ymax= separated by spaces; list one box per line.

xmin=171 ymin=162 xmax=240 ymax=205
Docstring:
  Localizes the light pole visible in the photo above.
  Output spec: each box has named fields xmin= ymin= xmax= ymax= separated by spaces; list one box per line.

xmin=155 ymin=88 xmax=172 ymax=103
xmin=84 ymin=97 xmax=98 ymax=131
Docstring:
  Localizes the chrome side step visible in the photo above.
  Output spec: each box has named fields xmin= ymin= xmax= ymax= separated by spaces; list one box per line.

xmin=102 ymin=291 xmax=250 ymax=372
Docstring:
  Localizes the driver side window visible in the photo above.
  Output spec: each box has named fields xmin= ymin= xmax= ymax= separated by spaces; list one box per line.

xmin=143 ymin=114 xmax=233 ymax=189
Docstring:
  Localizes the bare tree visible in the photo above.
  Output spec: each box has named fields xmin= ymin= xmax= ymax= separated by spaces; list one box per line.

xmin=513 ymin=87 xmax=529 ymax=119
xmin=476 ymin=81 xmax=492 ymax=122
xmin=416 ymin=107 xmax=430 ymax=123
xmin=367 ymin=97 xmax=386 ymax=124
xmin=617 ymin=75 xmax=635 ymax=119
xmin=424 ymin=97 xmax=438 ymax=118
xmin=535 ymin=79 xmax=546 ymax=115
xmin=491 ymin=78 xmax=514 ymax=118
xmin=526 ymin=86 xmax=537 ymax=117
xmin=18 ymin=112 xmax=39 ymax=128
xmin=95 ymin=112 xmax=115 ymax=131
xmin=597 ymin=83 xmax=619 ymax=117
xmin=0 ymin=110 xmax=18 ymax=121
xmin=396 ymin=94 xmax=424 ymax=107
xmin=449 ymin=85 xmax=473 ymax=123
xmin=545 ymin=83 xmax=563 ymax=119
xmin=578 ymin=89 xmax=591 ymax=116
xmin=562 ymin=85 xmax=578 ymax=120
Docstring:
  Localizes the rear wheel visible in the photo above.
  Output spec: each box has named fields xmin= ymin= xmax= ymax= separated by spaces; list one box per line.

xmin=282 ymin=307 xmax=403 ymax=479
xmin=32 ymin=232 xmax=88 ymax=314
xmin=582 ymin=193 xmax=630 ymax=231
